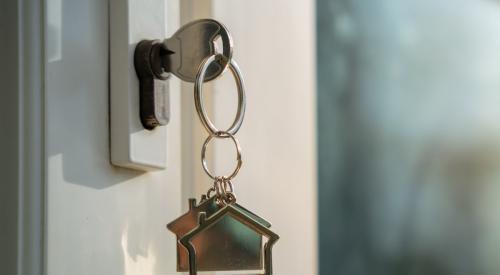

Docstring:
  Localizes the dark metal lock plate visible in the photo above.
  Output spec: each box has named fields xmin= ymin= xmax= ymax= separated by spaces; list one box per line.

xmin=134 ymin=40 xmax=170 ymax=129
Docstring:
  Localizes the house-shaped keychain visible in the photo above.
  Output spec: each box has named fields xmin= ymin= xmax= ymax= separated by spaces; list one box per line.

xmin=167 ymin=197 xmax=279 ymax=274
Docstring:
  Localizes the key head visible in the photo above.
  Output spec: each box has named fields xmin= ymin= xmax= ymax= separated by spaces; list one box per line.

xmin=163 ymin=19 xmax=233 ymax=82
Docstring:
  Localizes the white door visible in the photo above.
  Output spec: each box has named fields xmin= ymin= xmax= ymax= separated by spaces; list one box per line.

xmin=2 ymin=0 xmax=317 ymax=274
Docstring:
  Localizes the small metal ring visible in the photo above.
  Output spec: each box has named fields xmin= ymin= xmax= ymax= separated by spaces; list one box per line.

xmin=224 ymin=193 xmax=237 ymax=205
xmin=206 ymin=187 xmax=216 ymax=198
xmin=201 ymin=131 xmax=242 ymax=180
xmin=214 ymin=178 xmax=226 ymax=197
xmin=223 ymin=180 xmax=234 ymax=194
xmin=194 ymin=54 xmax=246 ymax=135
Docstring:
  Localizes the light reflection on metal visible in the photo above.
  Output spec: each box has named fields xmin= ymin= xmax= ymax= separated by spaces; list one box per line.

xmin=167 ymin=197 xmax=278 ymax=273
xmin=180 ymin=203 xmax=279 ymax=275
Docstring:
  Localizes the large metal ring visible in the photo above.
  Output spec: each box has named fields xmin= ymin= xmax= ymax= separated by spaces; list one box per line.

xmin=194 ymin=54 xmax=246 ymax=135
xmin=201 ymin=131 xmax=242 ymax=180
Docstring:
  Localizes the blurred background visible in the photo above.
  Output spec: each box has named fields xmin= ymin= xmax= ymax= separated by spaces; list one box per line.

xmin=317 ymin=1 xmax=500 ymax=275
xmin=8 ymin=0 xmax=500 ymax=274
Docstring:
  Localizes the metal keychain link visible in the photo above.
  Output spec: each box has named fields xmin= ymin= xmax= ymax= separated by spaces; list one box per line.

xmin=207 ymin=176 xmax=236 ymax=206
xmin=167 ymin=22 xmax=279 ymax=274
xmin=194 ymin=54 xmax=246 ymax=136
xmin=195 ymin=53 xmax=246 ymax=203
xmin=201 ymin=131 xmax=241 ymax=205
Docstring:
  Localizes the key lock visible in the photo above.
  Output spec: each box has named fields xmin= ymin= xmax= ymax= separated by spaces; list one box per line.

xmin=134 ymin=19 xmax=234 ymax=129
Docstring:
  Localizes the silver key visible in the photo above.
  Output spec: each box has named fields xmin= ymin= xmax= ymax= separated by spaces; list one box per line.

xmin=163 ymin=19 xmax=233 ymax=82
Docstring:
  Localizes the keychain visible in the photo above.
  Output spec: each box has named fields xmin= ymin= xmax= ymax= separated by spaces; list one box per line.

xmin=167 ymin=53 xmax=279 ymax=275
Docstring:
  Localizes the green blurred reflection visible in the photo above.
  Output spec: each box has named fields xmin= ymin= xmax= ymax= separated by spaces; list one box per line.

xmin=318 ymin=0 xmax=500 ymax=274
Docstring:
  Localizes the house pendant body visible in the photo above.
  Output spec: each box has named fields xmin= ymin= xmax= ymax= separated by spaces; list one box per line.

xmin=167 ymin=197 xmax=279 ymax=274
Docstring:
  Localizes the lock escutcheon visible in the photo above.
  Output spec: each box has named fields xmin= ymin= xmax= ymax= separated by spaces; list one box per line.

xmin=134 ymin=40 xmax=170 ymax=129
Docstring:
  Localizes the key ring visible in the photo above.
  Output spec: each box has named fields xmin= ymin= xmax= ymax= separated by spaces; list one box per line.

xmin=194 ymin=54 xmax=246 ymax=135
xmin=201 ymin=131 xmax=242 ymax=180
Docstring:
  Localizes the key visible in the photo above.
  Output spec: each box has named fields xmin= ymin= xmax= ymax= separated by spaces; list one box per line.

xmin=162 ymin=18 xmax=233 ymax=82
xmin=134 ymin=19 xmax=233 ymax=129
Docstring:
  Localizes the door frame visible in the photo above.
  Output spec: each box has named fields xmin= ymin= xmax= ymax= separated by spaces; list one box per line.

xmin=0 ymin=0 xmax=45 ymax=274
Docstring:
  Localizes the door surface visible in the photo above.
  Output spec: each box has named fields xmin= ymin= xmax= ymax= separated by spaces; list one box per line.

xmin=40 ymin=1 xmax=317 ymax=275
xmin=45 ymin=0 xmax=182 ymax=274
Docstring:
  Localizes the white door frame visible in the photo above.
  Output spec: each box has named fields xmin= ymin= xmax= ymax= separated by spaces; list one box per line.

xmin=0 ymin=0 xmax=45 ymax=274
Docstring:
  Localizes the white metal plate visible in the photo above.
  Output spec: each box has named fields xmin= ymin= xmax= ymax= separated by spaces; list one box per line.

xmin=110 ymin=0 xmax=167 ymax=170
